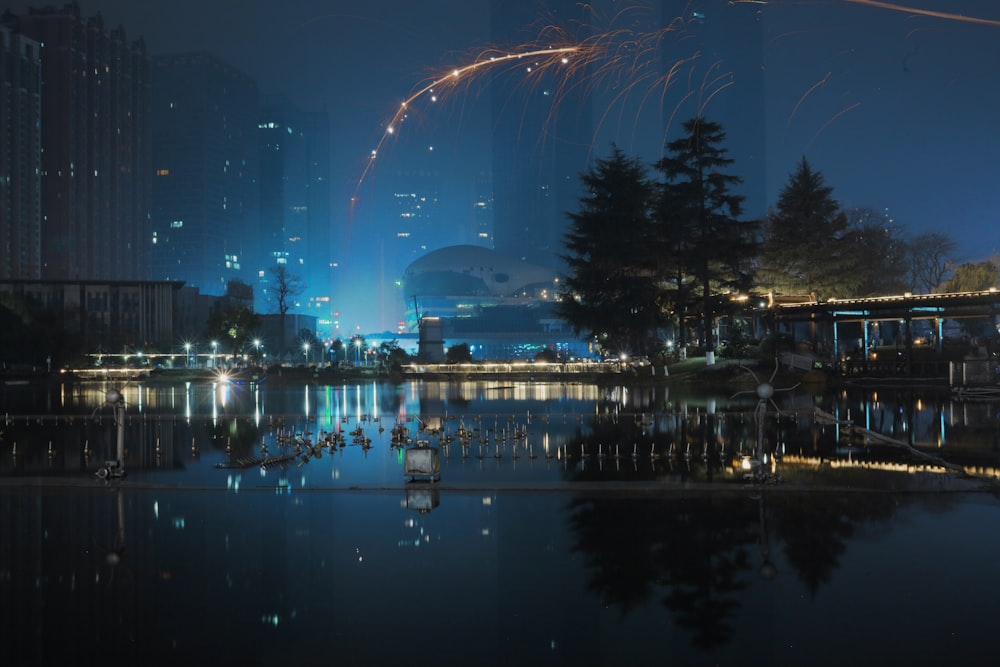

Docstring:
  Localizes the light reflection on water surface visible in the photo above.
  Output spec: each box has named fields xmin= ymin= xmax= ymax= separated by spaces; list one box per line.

xmin=3 ymin=380 xmax=1000 ymax=664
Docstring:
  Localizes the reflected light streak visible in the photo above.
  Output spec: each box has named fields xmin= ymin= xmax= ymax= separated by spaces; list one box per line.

xmin=254 ymin=385 xmax=262 ymax=427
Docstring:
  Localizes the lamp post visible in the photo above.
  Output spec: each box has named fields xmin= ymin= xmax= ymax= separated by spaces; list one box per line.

xmin=354 ymin=339 xmax=362 ymax=366
xmin=211 ymin=340 xmax=218 ymax=368
xmin=302 ymin=341 xmax=310 ymax=366
xmin=183 ymin=342 xmax=192 ymax=368
xmin=253 ymin=339 xmax=261 ymax=366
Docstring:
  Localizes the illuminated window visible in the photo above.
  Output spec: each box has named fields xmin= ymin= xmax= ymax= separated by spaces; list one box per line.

xmin=156 ymin=168 xmax=169 ymax=176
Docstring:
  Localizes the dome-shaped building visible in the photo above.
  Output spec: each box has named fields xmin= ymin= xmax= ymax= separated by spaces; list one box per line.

xmin=401 ymin=245 xmax=588 ymax=360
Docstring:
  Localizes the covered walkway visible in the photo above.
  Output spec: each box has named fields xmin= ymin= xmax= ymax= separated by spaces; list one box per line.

xmin=770 ymin=289 xmax=1000 ymax=381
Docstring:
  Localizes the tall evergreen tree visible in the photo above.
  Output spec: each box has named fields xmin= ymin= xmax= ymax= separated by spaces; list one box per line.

xmin=557 ymin=146 xmax=663 ymax=356
xmin=655 ymin=118 xmax=756 ymax=362
xmin=758 ymin=157 xmax=859 ymax=299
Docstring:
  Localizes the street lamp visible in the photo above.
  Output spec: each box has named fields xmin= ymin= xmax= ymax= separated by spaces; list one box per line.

xmin=253 ymin=338 xmax=261 ymax=366
xmin=302 ymin=341 xmax=310 ymax=366
xmin=354 ymin=339 xmax=362 ymax=366
xmin=183 ymin=342 xmax=192 ymax=368
xmin=211 ymin=341 xmax=218 ymax=368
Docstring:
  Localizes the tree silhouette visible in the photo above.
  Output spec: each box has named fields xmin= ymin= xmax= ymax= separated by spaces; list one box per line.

xmin=940 ymin=260 xmax=997 ymax=293
xmin=908 ymin=232 xmax=956 ymax=293
xmin=268 ymin=264 xmax=303 ymax=357
xmin=845 ymin=207 xmax=910 ymax=296
xmin=758 ymin=157 xmax=858 ymax=299
xmin=655 ymin=118 xmax=757 ymax=361
xmin=203 ymin=305 xmax=261 ymax=362
xmin=558 ymin=145 xmax=665 ymax=357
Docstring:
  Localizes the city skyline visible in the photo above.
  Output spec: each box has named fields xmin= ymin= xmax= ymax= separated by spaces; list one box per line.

xmin=3 ymin=0 xmax=999 ymax=335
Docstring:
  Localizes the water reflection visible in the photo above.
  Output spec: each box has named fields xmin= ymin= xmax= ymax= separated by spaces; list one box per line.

xmin=3 ymin=486 xmax=1000 ymax=665
xmin=2 ymin=380 xmax=1000 ymax=490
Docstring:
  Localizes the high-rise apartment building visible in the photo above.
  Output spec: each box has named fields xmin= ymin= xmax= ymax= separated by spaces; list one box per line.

xmin=257 ymin=95 xmax=332 ymax=326
xmin=0 ymin=25 xmax=42 ymax=279
xmin=151 ymin=52 xmax=259 ymax=295
xmin=1 ymin=3 xmax=151 ymax=281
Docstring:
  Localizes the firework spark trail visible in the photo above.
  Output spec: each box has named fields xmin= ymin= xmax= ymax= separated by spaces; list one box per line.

xmin=696 ymin=61 xmax=737 ymax=119
xmin=351 ymin=45 xmax=581 ymax=203
xmin=352 ymin=0 xmax=1000 ymax=212
xmin=787 ymin=71 xmax=831 ymax=131
xmin=845 ymin=0 xmax=1000 ymax=28
xmin=351 ymin=2 xmax=755 ymax=211
xmin=734 ymin=0 xmax=1000 ymax=28
xmin=805 ymin=101 xmax=861 ymax=153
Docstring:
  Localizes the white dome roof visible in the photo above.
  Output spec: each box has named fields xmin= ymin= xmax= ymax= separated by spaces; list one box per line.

xmin=402 ymin=245 xmax=556 ymax=298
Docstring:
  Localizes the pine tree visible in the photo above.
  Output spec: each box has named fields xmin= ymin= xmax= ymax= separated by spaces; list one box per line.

xmin=557 ymin=146 xmax=663 ymax=356
xmin=655 ymin=118 xmax=757 ymax=361
xmin=758 ymin=157 xmax=859 ymax=299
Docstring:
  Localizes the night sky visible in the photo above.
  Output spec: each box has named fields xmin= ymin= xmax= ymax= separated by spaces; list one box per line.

xmin=8 ymin=0 xmax=1000 ymax=333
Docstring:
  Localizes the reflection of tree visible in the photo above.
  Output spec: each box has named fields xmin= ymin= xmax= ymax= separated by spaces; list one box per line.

xmin=568 ymin=491 xmax=910 ymax=650
xmin=560 ymin=414 xmax=731 ymax=484
xmin=656 ymin=500 xmax=754 ymax=649
xmin=766 ymin=492 xmax=898 ymax=598
xmin=568 ymin=498 xmax=661 ymax=614
xmin=562 ymin=419 xmax=661 ymax=482
xmin=568 ymin=496 xmax=756 ymax=649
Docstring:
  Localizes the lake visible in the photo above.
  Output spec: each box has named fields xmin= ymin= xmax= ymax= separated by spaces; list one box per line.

xmin=2 ymin=378 xmax=1000 ymax=665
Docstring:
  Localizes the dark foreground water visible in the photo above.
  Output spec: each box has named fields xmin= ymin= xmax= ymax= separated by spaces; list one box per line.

xmin=4 ymin=486 xmax=1000 ymax=666
xmin=3 ymin=378 xmax=1000 ymax=665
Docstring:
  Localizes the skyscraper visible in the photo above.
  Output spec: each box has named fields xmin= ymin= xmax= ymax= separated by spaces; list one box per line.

xmin=151 ymin=52 xmax=259 ymax=295
xmin=0 ymin=25 xmax=42 ymax=279
xmin=1 ymin=3 xmax=151 ymax=281
xmin=258 ymin=94 xmax=332 ymax=328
